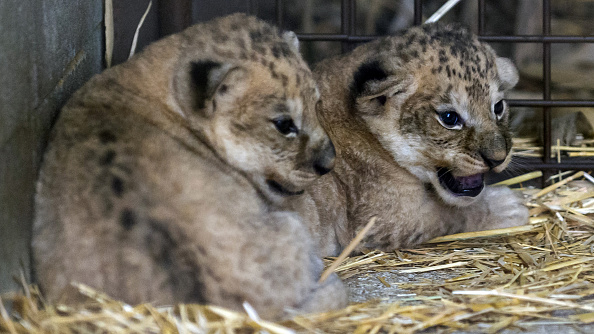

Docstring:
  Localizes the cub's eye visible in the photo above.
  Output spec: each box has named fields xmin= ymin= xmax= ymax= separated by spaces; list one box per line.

xmin=493 ymin=100 xmax=505 ymax=116
xmin=272 ymin=117 xmax=298 ymax=136
xmin=438 ymin=110 xmax=462 ymax=129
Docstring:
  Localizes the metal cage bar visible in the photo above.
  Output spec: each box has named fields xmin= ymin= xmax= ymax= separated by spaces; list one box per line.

xmin=542 ymin=0 xmax=552 ymax=165
xmin=275 ymin=0 xmax=283 ymax=29
xmin=414 ymin=0 xmax=423 ymax=25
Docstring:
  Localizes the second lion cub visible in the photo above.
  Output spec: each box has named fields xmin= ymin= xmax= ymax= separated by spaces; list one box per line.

xmin=306 ymin=23 xmax=529 ymax=256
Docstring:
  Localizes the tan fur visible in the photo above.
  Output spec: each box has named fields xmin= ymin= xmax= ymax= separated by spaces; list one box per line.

xmin=305 ymin=23 xmax=529 ymax=256
xmin=33 ymin=14 xmax=346 ymax=320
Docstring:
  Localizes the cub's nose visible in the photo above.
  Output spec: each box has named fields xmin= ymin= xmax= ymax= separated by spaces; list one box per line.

xmin=313 ymin=140 xmax=336 ymax=176
xmin=480 ymin=133 xmax=509 ymax=169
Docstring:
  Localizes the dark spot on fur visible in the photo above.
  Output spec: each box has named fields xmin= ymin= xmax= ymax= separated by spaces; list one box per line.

xmin=271 ymin=44 xmax=281 ymax=58
xmin=197 ymin=245 xmax=207 ymax=255
xmin=205 ymin=267 xmax=222 ymax=281
xmin=213 ymin=33 xmax=229 ymax=43
xmin=271 ymin=42 xmax=292 ymax=59
xmin=218 ymin=84 xmax=228 ymax=94
xmin=98 ymin=130 xmax=117 ymax=144
xmin=252 ymin=44 xmax=266 ymax=55
xmin=249 ymin=30 xmax=263 ymax=42
xmin=280 ymin=74 xmax=288 ymax=87
xmin=405 ymin=34 xmax=416 ymax=47
xmin=280 ymin=43 xmax=292 ymax=57
xmin=235 ymin=38 xmax=246 ymax=49
xmin=147 ymin=219 xmax=206 ymax=303
xmin=120 ymin=208 xmax=136 ymax=230
xmin=112 ymin=176 xmax=124 ymax=196
xmin=410 ymin=232 xmax=424 ymax=245
xmin=351 ymin=60 xmax=388 ymax=98
xmin=231 ymin=120 xmax=248 ymax=132
xmin=100 ymin=150 xmax=116 ymax=166
xmin=190 ymin=60 xmax=222 ymax=109
xmin=438 ymin=49 xmax=447 ymax=63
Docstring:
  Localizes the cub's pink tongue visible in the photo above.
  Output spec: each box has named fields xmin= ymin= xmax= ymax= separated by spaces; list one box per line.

xmin=437 ymin=168 xmax=485 ymax=197
xmin=457 ymin=173 xmax=483 ymax=189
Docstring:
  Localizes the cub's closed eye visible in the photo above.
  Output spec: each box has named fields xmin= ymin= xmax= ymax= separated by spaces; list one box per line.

xmin=272 ymin=117 xmax=299 ymax=136
xmin=494 ymin=100 xmax=504 ymax=115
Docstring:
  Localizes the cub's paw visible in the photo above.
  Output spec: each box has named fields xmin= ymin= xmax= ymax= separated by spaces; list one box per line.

xmin=295 ymin=273 xmax=348 ymax=316
xmin=469 ymin=186 xmax=529 ymax=231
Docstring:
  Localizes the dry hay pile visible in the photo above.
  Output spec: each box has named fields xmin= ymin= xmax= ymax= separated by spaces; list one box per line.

xmin=513 ymin=137 xmax=594 ymax=160
xmin=2 ymin=171 xmax=594 ymax=333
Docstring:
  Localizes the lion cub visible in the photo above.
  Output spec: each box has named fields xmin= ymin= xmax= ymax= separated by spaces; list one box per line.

xmin=306 ymin=23 xmax=529 ymax=256
xmin=33 ymin=14 xmax=346 ymax=319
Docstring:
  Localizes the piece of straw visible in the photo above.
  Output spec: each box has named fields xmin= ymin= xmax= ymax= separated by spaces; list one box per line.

xmin=400 ymin=261 xmax=469 ymax=273
xmin=452 ymin=290 xmax=594 ymax=312
xmin=319 ymin=217 xmax=377 ymax=283
xmin=0 ymin=296 xmax=18 ymax=334
xmin=425 ymin=0 xmax=463 ymax=23
xmin=532 ymin=171 xmax=585 ymax=199
xmin=493 ymin=171 xmax=543 ymax=186
xmin=129 ymin=1 xmax=153 ymax=59
xmin=427 ymin=225 xmax=537 ymax=243
xmin=104 ymin=0 xmax=114 ymax=68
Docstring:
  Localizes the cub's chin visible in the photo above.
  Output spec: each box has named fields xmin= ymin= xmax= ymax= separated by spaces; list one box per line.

xmin=430 ymin=168 xmax=486 ymax=207
xmin=251 ymin=175 xmax=306 ymax=205
xmin=265 ymin=179 xmax=305 ymax=197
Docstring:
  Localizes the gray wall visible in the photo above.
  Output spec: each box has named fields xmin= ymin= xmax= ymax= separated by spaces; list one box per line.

xmin=0 ymin=1 xmax=103 ymax=294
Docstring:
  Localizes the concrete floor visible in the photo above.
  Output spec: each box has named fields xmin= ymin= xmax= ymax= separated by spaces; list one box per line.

xmin=345 ymin=271 xmax=594 ymax=334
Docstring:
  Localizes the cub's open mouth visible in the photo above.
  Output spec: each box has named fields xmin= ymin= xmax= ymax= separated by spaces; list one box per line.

xmin=266 ymin=180 xmax=304 ymax=196
xmin=437 ymin=168 xmax=484 ymax=197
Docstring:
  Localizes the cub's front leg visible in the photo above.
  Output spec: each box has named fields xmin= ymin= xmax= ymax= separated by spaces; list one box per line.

xmin=457 ymin=185 xmax=529 ymax=232
xmin=203 ymin=211 xmax=348 ymax=320
xmin=260 ymin=212 xmax=348 ymax=317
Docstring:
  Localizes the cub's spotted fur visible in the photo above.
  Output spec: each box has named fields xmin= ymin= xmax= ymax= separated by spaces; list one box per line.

xmin=306 ymin=23 xmax=529 ymax=256
xmin=33 ymin=14 xmax=346 ymax=319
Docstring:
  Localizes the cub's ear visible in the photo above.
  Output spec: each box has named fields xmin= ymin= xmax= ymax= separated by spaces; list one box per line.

xmin=351 ymin=60 xmax=410 ymax=115
xmin=496 ymin=57 xmax=519 ymax=91
xmin=190 ymin=60 xmax=232 ymax=110
xmin=173 ymin=60 xmax=248 ymax=118
xmin=281 ymin=30 xmax=300 ymax=54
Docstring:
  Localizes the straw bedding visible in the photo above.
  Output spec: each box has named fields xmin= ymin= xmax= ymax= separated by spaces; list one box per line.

xmin=2 ymin=171 xmax=594 ymax=333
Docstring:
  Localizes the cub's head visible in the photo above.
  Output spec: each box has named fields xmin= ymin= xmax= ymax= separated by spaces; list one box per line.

xmin=172 ymin=14 xmax=334 ymax=204
xmin=350 ymin=23 xmax=519 ymax=206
